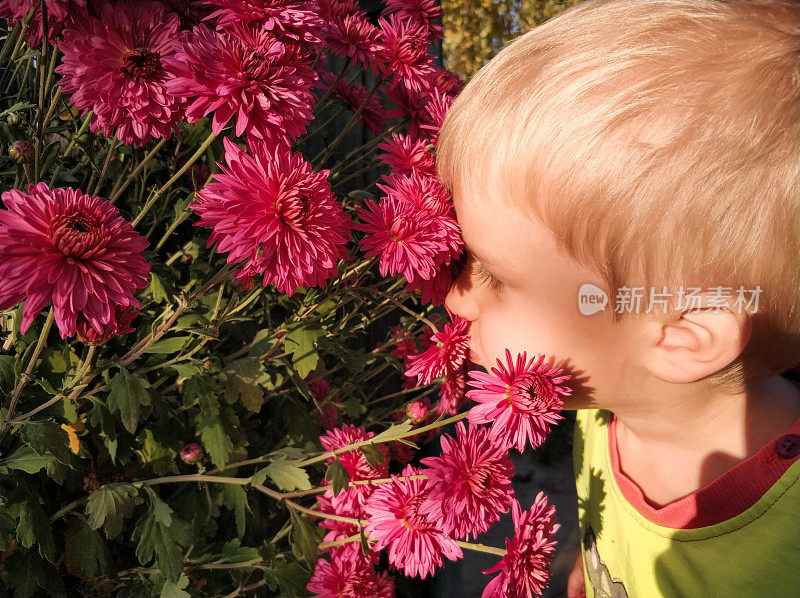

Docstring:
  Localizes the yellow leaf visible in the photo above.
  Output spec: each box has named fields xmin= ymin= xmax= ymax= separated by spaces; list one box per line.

xmin=61 ymin=423 xmax=80 ymax=455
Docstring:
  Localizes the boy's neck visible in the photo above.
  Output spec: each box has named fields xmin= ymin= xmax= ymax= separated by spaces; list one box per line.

xmin=612 ymin=374 xmax=800 ymax=506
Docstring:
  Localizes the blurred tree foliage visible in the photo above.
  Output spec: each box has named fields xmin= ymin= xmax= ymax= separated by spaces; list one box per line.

xmin=442 ymin=0 xmax=582 ymax=80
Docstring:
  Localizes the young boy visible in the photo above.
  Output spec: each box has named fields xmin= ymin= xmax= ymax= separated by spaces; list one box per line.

xmin=437 ymin=1 xmax=799 ymax=596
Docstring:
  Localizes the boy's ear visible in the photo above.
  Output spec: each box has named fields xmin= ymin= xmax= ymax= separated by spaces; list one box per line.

xmin=642 ymin=298 xmax=752 ymax=384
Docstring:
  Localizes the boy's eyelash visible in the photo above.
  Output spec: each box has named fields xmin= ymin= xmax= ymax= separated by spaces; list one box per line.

xmin=472 ymin=263 xmax=504 ymax=291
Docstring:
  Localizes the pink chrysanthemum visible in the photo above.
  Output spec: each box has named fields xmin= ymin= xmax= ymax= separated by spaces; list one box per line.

xmin=76 ymin=306 xmax=139 ymax=346
xmin=192 ymin=138 xmax=350 ymax=296
xmin=378 ymin=173 xmax=462 ymax=267
xmin=323 ymin=11 xmax=383 ymax=76
xmin=467 ymin=350 xmax=570 ymax=452
xmin=419 ymin=88 xmax=455 ymax=145
xmin=203 ymin=0 xmax=323 ymax=48
xmin=353 ymin=195 xmax=444 ymax=283
xmin=0 ymin=0 xmax=87 ymax=48
xmin=0 ymin=184 xmax=150 ymax=339
xmin=420 ymin=422 xmax=514 ymax=539
xmin=482 ymin=492 xmax=560 ymax=598
xmin=405 ymin=315 xmax=469 ymax=386
xmin=388 ymin=323 xmax=418 ymax=362
xmin=321 ymin=73 xmax=386 ymax=136
xmin=166 ymin=24 xmax=317 ymax=143
xmin=376 ymin=13 xmax=435 ymax=92
xmin=386 ymin=84 xmax=436 ymax=141
xmin=406 ymin=262 xmax=456 ymax=306
xmin=382 ymin=0 xmax=443 ymax=41
xmin=320 ymin=425 xmax=389 ymax=519
xmin=318 ymin=0 xmax=360 ymax=20
xmin=365 ymin=464 xmax=463 ymax=579
xmin=427 ymin=66 xmax=463 ymax=96
xmin=377 ymin=133 xmax=436 ymax=177
xmin=55 ymin=1 xmax=186 ymax=147
xmin=308 ymin=551 xmax=394 ymax=598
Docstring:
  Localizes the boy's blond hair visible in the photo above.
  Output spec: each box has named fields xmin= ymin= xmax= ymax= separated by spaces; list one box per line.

xmin=437 ymin=0 xmax=799 ymax=387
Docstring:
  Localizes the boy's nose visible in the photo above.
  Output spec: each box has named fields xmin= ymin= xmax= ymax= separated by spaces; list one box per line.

xmin=444 ymin=272 xmax=478 ymax=322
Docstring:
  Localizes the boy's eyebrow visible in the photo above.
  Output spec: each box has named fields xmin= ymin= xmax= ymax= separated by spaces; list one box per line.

xmin=464 ymin=243 xmax=500 ymax=267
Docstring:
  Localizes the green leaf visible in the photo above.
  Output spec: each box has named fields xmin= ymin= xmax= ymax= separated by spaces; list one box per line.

xmin=4 ymin=548 xmax=65 ymax=598
xmin=248 ymin=328 xmax=275 ymax=358
xmin=145 ymin=336 xmax=193 ymax=355
xmin=0 ymin=354 xmax=16 ymax=394
xmin=160 ymin=573 xmax=191 ymax=598
xmin=222 ymin=484 xmax=249 ymax=537
xmin=72 ymin=521 xmax=113 ymax=578
xmin=137 ymin=428 xmax=178 ymax=476
xmin=20 ymin=420 xmax=73 ymax=466
xmin=284 ymin=326 xmax=325 ymax=378
xmin=107 ymin=367 xmax=151 ymax=434
xmin=147 ymin=273 xmax=171 ymax=304
xmin=196 ymin=415 xmax=234 ymax=468
xmin=132 ymin=488 xmax=191 ymax=583
xmin=13 ymin=498 xmax=56 ymax=562
xmin=1 ymin=446 xmax=55 ymax=474
xmin=170 ymin=362 xmax=203 ymax=381
xmin=250 ymin=466 xmax=269 ymax=487
xmin=370 ymin=421 xmax=414 ymax=444
xmin=342 ymin=396 xmax=367 ymax=418
xmin=258 ymin=540 xmax=277 ymax=567
xmin=184 ymin=374 xmax=219 ymax=416
xmin=223 ymin=358 xmax=265 ymax=412
xmin=360 ymin=443 xmax=386 ymax=470
xmin=289 ymin=510 xmax=319 ymax=565
xmin=260 ymin=459 xmax=311 ymax=492
xmin=85 ymin=482 xmax=139 ymax=539
xmin=218 ymin=538 xmax=260 ymax=564
xmin=342 ymin=350 xmax=377 ymax=373
xmin=264 ymin=561 xmax=312 ymax=597
xmin=324 ymin=459 xmax=350 ymax=496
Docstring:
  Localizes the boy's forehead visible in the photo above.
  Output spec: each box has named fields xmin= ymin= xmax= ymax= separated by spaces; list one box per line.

xmin=454 ymin=187 xmax=537 ymax=266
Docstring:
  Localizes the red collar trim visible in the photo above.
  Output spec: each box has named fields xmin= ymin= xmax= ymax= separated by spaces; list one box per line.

xmin=608 ymin=414 xmax=800 ymax=529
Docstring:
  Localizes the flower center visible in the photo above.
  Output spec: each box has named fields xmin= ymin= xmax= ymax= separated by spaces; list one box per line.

xmin=273 ymin=192 xmax=308 ymax=225
xmin=400 ymin=494 xmax=428 ymax=531
xmin=123 ymin=49 xmax=162 ymax=79
xmin=400 ymin=36 xmax=429 ymax=63
xmin=51 ymin=210 xmax=109 ymax=258
xmin=509 ymin=376 xmax=553 ymax=415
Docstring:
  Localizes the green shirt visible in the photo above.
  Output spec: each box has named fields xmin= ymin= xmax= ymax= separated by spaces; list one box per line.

xmin=574 ymin=409 xmax=800 ymax=598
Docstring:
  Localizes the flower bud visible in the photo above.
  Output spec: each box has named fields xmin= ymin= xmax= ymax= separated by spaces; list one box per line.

xmin=5 ymin=112 xmax=21 ymax=126
xmin=406 ymin=400 xmax=428 ymax=424
xmin=8 ymin=140 xmax=34 ymax=164
xmin=180 ymin=443 xmax=203 ymax=464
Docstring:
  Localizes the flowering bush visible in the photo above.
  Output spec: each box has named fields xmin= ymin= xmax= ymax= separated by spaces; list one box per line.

xmin=0 ymin=2 xmax=567 ymax=597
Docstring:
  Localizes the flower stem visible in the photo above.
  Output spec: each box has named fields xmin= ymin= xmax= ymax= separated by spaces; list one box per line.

xmin=7 ymin=344 xmax=97 ymax=425
xmin=455 ymin=540 xmax=506 ymax=557
xmin=252 ymin=484 xmax=363 ymax=526
xmin=47 ymin=112 xmax=93 ymax=187
xmin=131 ymin=131 xmax=216 ymax=228
xmin=0 ymin=308 xmax=55 ymax=441
xmin=318 ymin=533 xmax=362 ymax=550
xmin=109 ymin=137 xmax=166 ymax=204
xmin=90 ymin=137 xmax=118 ymax=196
xmin=312 ymin=57 xmax=351 ymax=113
xmin=294 ymin=412 xmax=468 ymax=469
xmin=312 ymin=72 xmax=385 ymax=169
